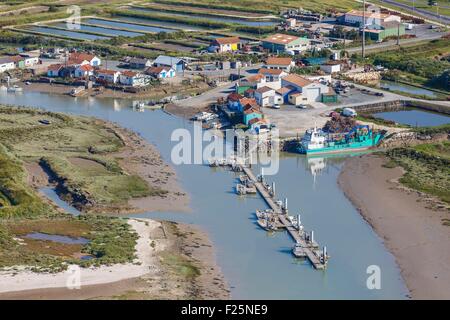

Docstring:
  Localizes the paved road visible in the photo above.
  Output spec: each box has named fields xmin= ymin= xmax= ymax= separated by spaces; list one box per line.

xmin=346 ymin=25 xmax=448 ymax=53
xmin=381 ymin=0 xmax=450 ymax=25
xmin=177 ymin=74 xmax=449 ymax=137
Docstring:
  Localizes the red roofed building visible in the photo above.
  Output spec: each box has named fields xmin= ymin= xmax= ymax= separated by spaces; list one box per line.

xmin=119 ymin=70 xmax=151 ymax=87
xmin=74 ymin=64 xmax=94 ymax=78
xmin=47 ymin=63 xmax=63 ymax=77
xmin=95 ymin=69 xmax=121 ymax=84
xmin=145 ymin=66 xmax=175 ymax=79
xmin=210 ymin=37 xmax=240 ymax=53
xmin=69 ymin=52 xmax=101 ymax=67
xmin=265 ymin=56 xmax=294 ymax=71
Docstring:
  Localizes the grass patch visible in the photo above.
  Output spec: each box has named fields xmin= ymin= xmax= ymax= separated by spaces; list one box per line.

xmin=0 ymin=215 xmax=138 ymax=272
xmin=0 ymin=105 xmax=158 ymax=213
xmin=160 ymin=251 xmax=200 ymax=279
xmin=386 ymin=141 xmax=450 ymax=204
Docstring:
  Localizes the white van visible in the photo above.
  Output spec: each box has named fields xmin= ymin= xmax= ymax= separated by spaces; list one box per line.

xmin=342 ymin=107 xmax=357 ymax=117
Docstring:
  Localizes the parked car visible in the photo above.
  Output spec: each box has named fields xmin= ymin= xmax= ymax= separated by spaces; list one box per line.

xmin=342 ymin=107 xmax=357 ymax=117
xmin=272 ymin=104 xmax=281 ymax=109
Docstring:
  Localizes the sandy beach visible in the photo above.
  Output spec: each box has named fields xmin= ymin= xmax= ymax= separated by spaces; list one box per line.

xmin=339 ymin=154 xmax=450 ymax=299
xmin=0 ymin=219 xmax=161 ymax=295
xmin=0 ymin=218 xmax=229 ymax=299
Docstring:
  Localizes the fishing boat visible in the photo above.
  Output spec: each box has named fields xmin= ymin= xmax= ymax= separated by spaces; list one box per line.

xmin=257 ymin=218 xmax=278 ymax=231
xmin=292 ymin=243 xmax=307 ymax=258
xmin=236 ymin=183 xmax=256 ymax=195
xmin=255 ymin=209 xmax=274 ymax=220
xmin=297 ymin=125 xmax=383 ymax=155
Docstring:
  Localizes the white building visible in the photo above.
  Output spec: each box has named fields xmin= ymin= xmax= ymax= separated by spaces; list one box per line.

xmin=0 ymin=57 xmax=16 ymax=73
xmin=69 ymin=52 xmax=101 ymax=67
xmin=320 ymin=61 xmax=342 ymax=74
xmin=96 ymin=69 xmax=120 ymax=84
xmin=265 ymin=57 xmax=295 ymax=72
xmin=255 ymin=86 xmax=276 ymax=107
xmin=119 ymin=71 xmax=150 ymax=87
xmin=344 ymin=10 xmax=401 ymax=26
xmin=281 ymin=74 xmax=330 ymax=104
xmin=74 ymin=64 xmax=94 ymax=78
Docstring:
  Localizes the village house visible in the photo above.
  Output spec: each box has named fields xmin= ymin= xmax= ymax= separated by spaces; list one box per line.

xmin=209 ymin=37 xmax=240 ymax=53
xmin=343 ymin=10 xmax=401 ymax=26
xmin=47 ymin=64 xmax=63 ymax=77
xmin=69 ymin=52 xmax=101 ymax=67
xmin=74 ymin=64 xmax=94 ymax=78
xmin=275 ymin=85 xmax=296 ymax=104
xmin=128 ymin=57 xmax=153 ymax=69
xmin=0 ymin=57 xmax=16 ymax=73
xmin=258 ymin=68 xmax=287 ymax=84
xmin=255 ymin=86 xmax=276 ymax=107
xmin=320 ymin=60 xmax=342 ymax=74
xmin=119 ymin=71 xmax=150 ymax=87
xmin=265 ymin=56 xmax=295 ymax=72
xmin=248 ymin=118 xmax=272 ymax=135
xmin=146 ymin=66 xmax=175 ymax=79
xmin=95 ymin=69 xmax=120 ymax=84
xmin=261 ymin=33 xmax=310 ymax=54
xmin=281 ymin=73 xmax=331 ymax=105
xmin=243 ymin=105 xmax=263 ymax=126
xmin=153 ymin=55 xmax=186 ymax=72
xmin=8 ymin=56 xmax=26 ymax=69
xmin=235 ymin=74 xmax=266 ymax=94
xmin=227 ymin=92 xmax=244 ymax=111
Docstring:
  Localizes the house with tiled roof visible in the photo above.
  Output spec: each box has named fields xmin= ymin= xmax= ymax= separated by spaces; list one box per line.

xmin=47 ymin=63 xmax=63 ymax=77
xmin=265 ymin=56 xmax=294 ymax=72
xmin=95 ymin=69 xmax=121 ymax=84
xmin=258 ymin=68 xmax=288 ymax=82
xmin=255 ymin=86 xmax=276 ymax=107
xmin=74 ymin=64 xmax=94 ymax=78
xmin=119 ymin=70 xmax=151 ymax=87
xmin=69 ymin=52 xmax=101 ymax=67
xmin=146 ymin=66 xmax=175 ymax=79
xmin=210 ymin=37 xmax=240 ymax=53
xmin=243 ymin=105 xmax=263 ymax=126
xmin=281 ymin=74 xmax=330 ymax=104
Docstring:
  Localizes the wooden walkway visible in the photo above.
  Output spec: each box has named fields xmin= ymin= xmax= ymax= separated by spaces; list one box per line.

xmin=240 ymin=165 xmax=327 ymax=269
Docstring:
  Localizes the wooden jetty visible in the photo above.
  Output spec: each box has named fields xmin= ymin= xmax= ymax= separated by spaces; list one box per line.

xmin=213 ymin=158 xmax=329 ymax=270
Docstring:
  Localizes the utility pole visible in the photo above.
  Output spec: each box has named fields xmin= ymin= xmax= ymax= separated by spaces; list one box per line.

xmin=362 ymin=0 xmax=366 ymax=58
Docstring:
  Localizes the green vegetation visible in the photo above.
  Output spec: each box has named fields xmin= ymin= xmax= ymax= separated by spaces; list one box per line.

xmin=0 ymin=106 xmax=154 ymax=272
xmin=0 ymin=105 xmax=158 ymax=213
xmin=0 ymin=215 xmax=138 ymax=272
xmin=386 ymin=140 xmax=450 ymax=204
xmin=369 ymin=39 xmax=450 ymax=91
xmin=0 ymin=144 xmax=52 ymax=219
xmin=356 ymin=113 xmax=408 ymax=128
xmin=148 ymin=0 xmax=358 ymax=14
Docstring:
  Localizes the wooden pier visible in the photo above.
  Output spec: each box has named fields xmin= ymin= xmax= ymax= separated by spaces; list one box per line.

xmin=212 ymin=158 xmax=328 ymax=269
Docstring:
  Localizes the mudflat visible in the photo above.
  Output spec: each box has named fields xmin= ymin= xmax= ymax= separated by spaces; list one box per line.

xmin=338 ymin=154 xmax=450 ymax=299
